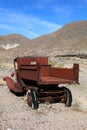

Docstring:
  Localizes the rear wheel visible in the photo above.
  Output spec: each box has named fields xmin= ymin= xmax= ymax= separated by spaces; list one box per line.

xmin=27 ymin=90 xmax=38 ymax=110
xmin=62 ymin=87 xmax=72 ymax=107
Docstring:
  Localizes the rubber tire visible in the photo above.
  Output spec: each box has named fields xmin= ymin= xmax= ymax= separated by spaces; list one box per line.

xmin=62 ymin=87 xmax=72 ymax=107
xmin=27 ymin=90 xmax=39 ymax=110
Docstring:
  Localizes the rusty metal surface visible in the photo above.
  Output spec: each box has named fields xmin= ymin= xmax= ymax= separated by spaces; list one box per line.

xmin=4 ymin=77 xmax=23 ymax=93
xmin=15 ymin=57 xmax=48 ymax=69
xmin=4 ymin=56 xmax=77 ymax=109
xmin=15 ymin=57 xmax=79 ymax=85
xmin=40 ymin=76 xmax=75 ymax=84
xmin=50 ymin=64 xmax=79 ymax=84
xmin=4 ymin=56 xmax=79 ymax=93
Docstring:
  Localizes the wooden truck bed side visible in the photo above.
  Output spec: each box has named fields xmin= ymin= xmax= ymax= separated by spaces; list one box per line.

xmin=38 ymin=64 xmax=79 ymax=84
xmin=14 ymin=57 xmax=49 ymax=82
xmin=17 ymin=63 xmax=79 ymax=85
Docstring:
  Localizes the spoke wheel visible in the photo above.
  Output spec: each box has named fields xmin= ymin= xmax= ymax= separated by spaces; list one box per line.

xmin=27 ymin=90 xmax=38 ymax=110
xmin=62 ymin=87 xmax=72 ymax=107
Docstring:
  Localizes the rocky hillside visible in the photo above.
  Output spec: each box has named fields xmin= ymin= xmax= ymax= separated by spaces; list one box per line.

xmin=0 ymin=21 xmax=87 ymax=63
xmin=32 ymin=21 xmax=87 ymax=56
xmin=0 ymin=34 xmax=31 ymax=49
xmin=0 ymin=34 xmax=32 ymax=62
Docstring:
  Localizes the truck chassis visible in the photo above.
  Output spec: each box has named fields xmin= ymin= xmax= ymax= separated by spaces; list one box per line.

xmin=4 ymin=57 xmax=79 ymax=110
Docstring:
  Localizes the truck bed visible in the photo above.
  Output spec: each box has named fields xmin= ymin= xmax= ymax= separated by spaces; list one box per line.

xmin=19 ymin=63 xmax=79 ymax=85
xmin=40 ymin=76 xmax=75 ymax=84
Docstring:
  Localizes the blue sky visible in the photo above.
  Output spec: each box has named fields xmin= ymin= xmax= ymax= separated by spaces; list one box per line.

xmin=0 ymin=0 xmax=87 ymax=39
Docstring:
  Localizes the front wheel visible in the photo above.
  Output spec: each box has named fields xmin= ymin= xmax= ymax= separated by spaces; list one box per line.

xmin=62 ymin=87 xmax=72 ymax=107
xmin=26 ymin=90 xmax=38 ymax=110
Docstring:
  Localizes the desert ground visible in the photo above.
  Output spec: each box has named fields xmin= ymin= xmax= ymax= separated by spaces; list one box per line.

xmin=0 ymin=58 xmax=87 ymax=130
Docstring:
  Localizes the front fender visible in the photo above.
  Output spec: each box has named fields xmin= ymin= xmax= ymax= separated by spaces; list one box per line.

xmin=4 ymin=77 xmax=23 ymax=93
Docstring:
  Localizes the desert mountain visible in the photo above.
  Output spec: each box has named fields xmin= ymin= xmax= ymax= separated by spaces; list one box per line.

xmin=0 ymin=21 xmax=87 ymax=63
xmin=0 ymin=34 xmax=31 ymax=62
xmin=0 ymin=34 xmax=31 ymax=49
xmin=32 ymin=21 xmax=87 ymax=56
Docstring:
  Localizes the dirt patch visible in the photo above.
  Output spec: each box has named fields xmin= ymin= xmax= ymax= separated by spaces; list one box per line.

xmin=0 ymin=61 xmax=87 ymax=130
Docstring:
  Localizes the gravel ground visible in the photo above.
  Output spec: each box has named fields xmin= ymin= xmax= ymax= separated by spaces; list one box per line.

xmin=0 ymin=62 xmax=87 ymax=130
xmin=0 ymin=84 xmax=87 ymax=130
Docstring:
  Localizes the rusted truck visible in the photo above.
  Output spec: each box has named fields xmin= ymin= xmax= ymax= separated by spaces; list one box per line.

xmin=4 ymin=57 xmax=79 ymax=110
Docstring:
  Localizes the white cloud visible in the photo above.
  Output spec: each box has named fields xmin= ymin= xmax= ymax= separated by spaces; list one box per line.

xmin=34 ymin=0 xmax=72 ymax=16
xmin=0 ymin=8 xmax=62 ymax=39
